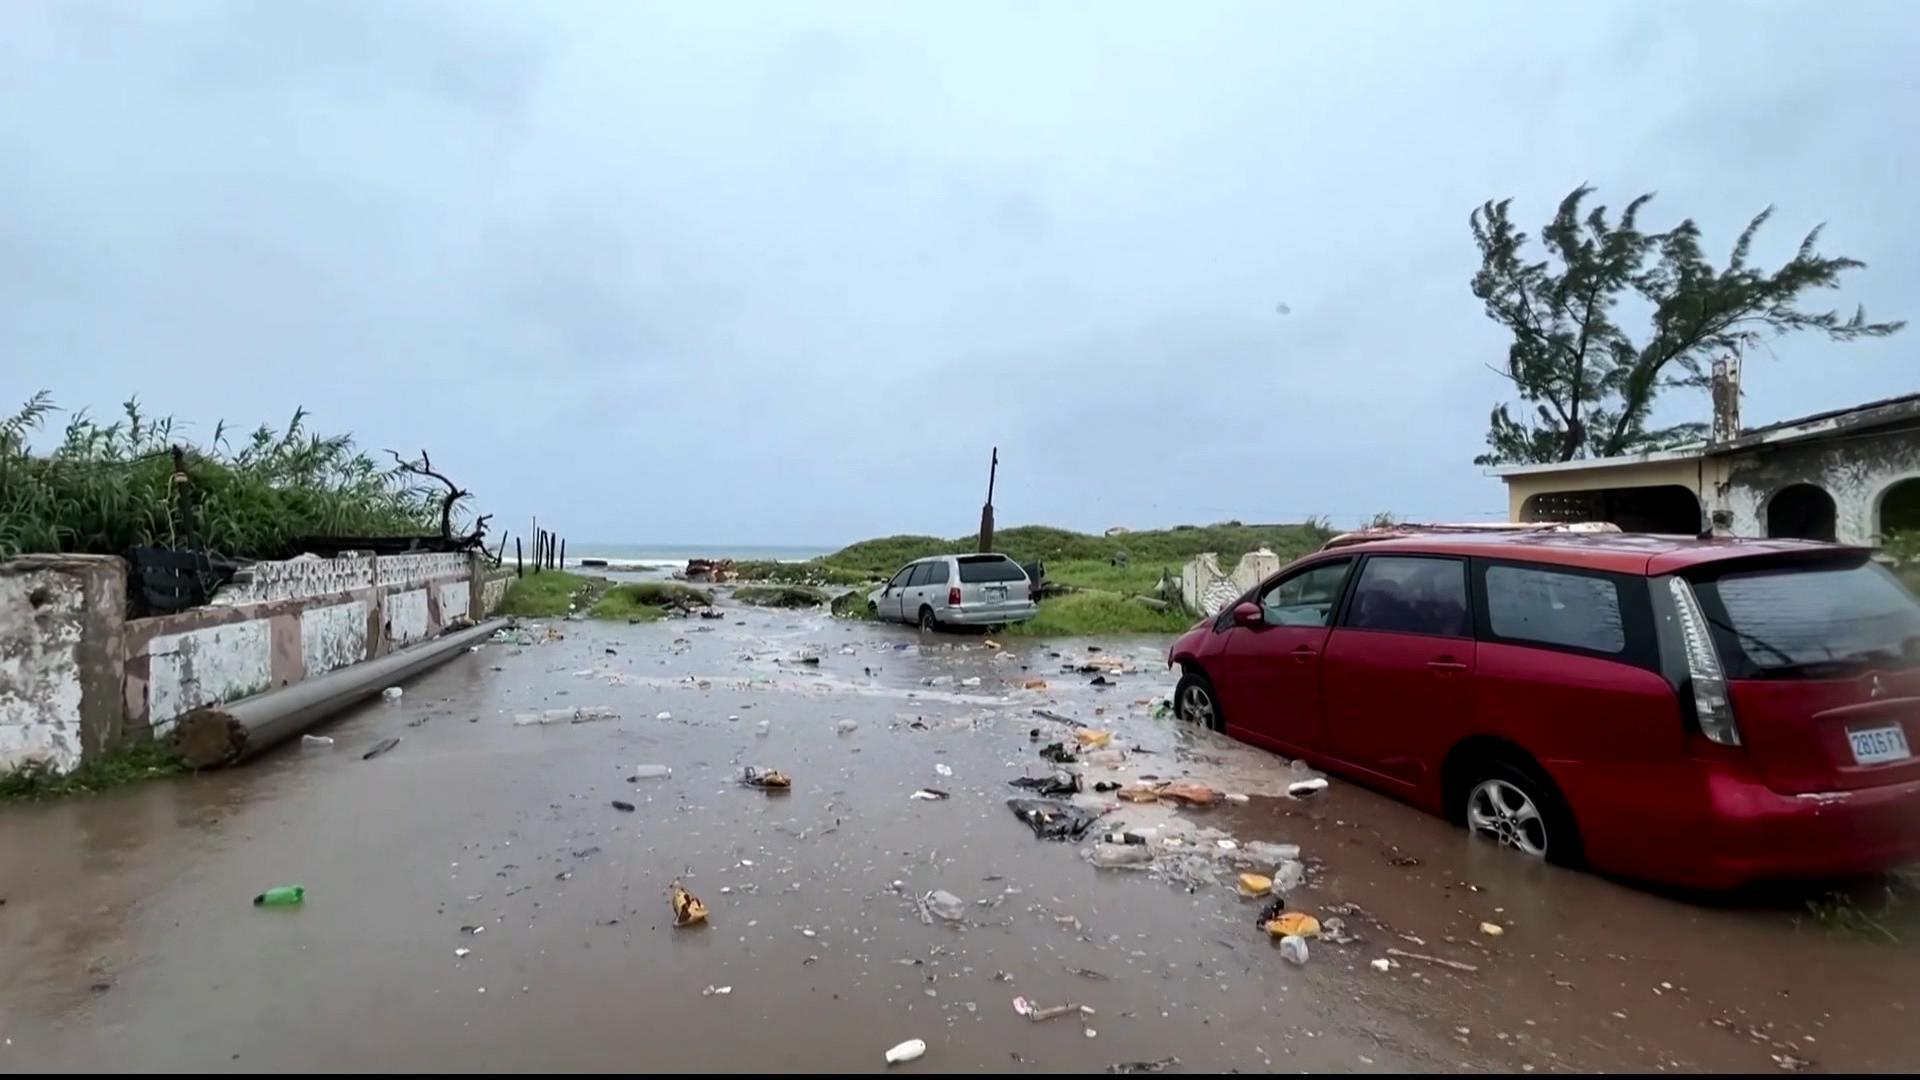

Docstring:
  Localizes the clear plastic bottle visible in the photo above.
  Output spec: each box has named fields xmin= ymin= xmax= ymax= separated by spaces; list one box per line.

xmin=925 ymin=890 xmax=966 ymax=921
xmin=1279 ymin=935 xmax=1309 ymax=965
xmin=630 ymin=765 xmax=672 ymax=779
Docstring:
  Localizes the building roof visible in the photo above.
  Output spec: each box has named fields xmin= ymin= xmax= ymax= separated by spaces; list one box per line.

xmin=1327 ymin=530 xmax=1856 ymax=574
xmin=1486 ymin=390 xmax=1920 ymax=480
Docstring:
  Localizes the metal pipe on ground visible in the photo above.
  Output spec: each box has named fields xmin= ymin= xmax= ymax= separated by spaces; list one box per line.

xmin=169 ymin=618 xmax=508 ymax=769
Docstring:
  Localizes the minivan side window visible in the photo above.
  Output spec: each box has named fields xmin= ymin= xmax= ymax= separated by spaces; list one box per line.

xmin=1258 ymin=559 xmax=1352 ymax=627
xmin=926 ymin=560 xmax=951 ymax=584
xmin=888 ymin=566 xmax=914 ymax=590
xmin=907 ymin=563 xmax=935 ymax=587
xmin=1485 ymin=564 xmax=1625 ymax=653
xmin=1344 ymin=556 xmax=1469 ymax=638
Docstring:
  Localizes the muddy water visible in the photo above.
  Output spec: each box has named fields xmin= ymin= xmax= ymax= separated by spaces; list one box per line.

xmin=1 ymin=603 xmax=1916 ymax=1072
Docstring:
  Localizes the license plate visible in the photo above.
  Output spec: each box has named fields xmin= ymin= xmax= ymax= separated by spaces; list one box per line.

xmin=1847 ymin=724 xmax=1912 ymax=766
xmin=985 ymin=587 xmax=1005 ymax=601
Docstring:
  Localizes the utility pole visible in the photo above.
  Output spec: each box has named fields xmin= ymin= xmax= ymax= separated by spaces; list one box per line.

xmin=977 ymin=447 xmax=998 ymax=553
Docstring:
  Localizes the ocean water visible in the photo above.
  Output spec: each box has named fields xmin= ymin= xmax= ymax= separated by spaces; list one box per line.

xmin=560 ymin=542 xmax=831 ymax=573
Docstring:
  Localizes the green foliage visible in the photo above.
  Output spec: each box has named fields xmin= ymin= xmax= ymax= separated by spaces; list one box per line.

xmin=820 ymin=522 xmax=1330 ymax=576
xmin=830 ymin=588 xmax=877 ymax=620
xmin=1000 ymin=592 xmax=1197 ymax=638
xmin=498 ymin=571 xmax=609 ymax=617
xmin=595 ymin=581 xmax=713 ymax=609
xmin=1045 ymin=558 xmax=1167 ymax=596
xmin=0 ymin=742 xmax=183 ymax=802
xmin=0 ymin=394 xmax=442 ymax=559
xmin=585 ymin=590 xmax=665 ymax=621
xmin=732 ymin=584 xmax=829 ymax=608
xmin=1470 ymin=186 xmax=1903 ymax=465
xmin=731 ymin=559 xmax=872 ymax=586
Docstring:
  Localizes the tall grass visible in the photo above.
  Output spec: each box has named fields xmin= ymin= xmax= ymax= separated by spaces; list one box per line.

xmin=0 ymin=393 xmax=440 ymax=560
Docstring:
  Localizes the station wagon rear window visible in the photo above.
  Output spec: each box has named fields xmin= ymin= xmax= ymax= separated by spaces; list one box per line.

xmin=1691 ymin=558 xmax=1920 ymax=677
xmin=957 ymin=556 xmax=1026 ymax=583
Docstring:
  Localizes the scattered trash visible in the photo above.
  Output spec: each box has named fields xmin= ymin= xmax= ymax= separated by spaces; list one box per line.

xmin=455 ymin=947 xmax=471 ymax=958
xmin=741 ymin=766 xmax=792 ymax=791
xmin=1237 ymin=873 xmax=1273 ymax=897
xmin=1149 ymin=699 xmax=1175 ymax=722
xmin=1090 ymin=675 xmax=1113 ymax=687
xmin=1010 ymin=773 xmax=1078 ymax=797
xmin=1020 ymin=1000 xmax=1088 ymax=1022
xmin=460 ymin=924 xmax=484 ymax=935
xmin=629 ymin=764 xmax=673 ymax=780
xmin=984 ymin=639 xmax=1002 ymax=649
xmin=1086 ymin=748 xmax=1126 ymax=767
xmin=1115 ymin=786 xmax=1160 ymax=803
xmin=911 ymin=789 xmax=949 ymax=801
xmin=670 ymin=880 xmax=709 ymax=927
xmin=1038 ymin=742 xmax=1078 ymax=764
xmin=655 ymin=711 xmax=673 ymax=721
xmin=1065 ymin=966 xmax=1111 ymax=980
xmin=702 ymin=985 xmax=733 ymax=997
xmin=924 ymin=889 xmax=966 ymax=922
xmin=1007 ymin=798 xmax=1100 ymax=842
xmin=1480 ymin=921 xmax=1505 ymax=937
xmin=361 ymin=737 xmax=401 ymax=761
xmin=300 ymin=734 xmax=334 ymax=747
xmin=253 ymin=885 xmax=305 ymax=907
xmin=934 ymin=763 xmax=953 ymax=777
xmin=1154 ymin=780 xmax=1220 ymax=807
xmin=1022 ymin=679 xmax=1048 ymax=690
xmin=1384 ymin=946 xmax=1479 ymax=973
xmin=1278 ymin=935 xmax=1310 ymax=965
xmin=961 ymin=676 xmax=982 ymax=687
xmin=1370 ymin=958 xmax=1393 ymax=973
xmin=381 ymin=687 xmax=403 ymax=701
xmin=1102 ymin=830 xmax=1148 ymax=846
xmin=513 ymin=706 xmax=619 ymax=726
xmin=1073 ymin=728 xmax=1113 ymax=749
xmin=756 ymin=719 xmax=772 ymax=736
xmin=611 ymin=800 xmax=636 ymax=812
xmin=1107 ymin=1057 xmax=1181 ymax=1074
xmin=835 ymin=719 xmax=860 ymax=734
xmin=884 ymin=1039 xmax=926 ymax=1065
xmin=1223 ymin=792 xmax=1250 ymax=803
xmin=1287 ymin=778 xmax=1329 ymax=798
xmin=1087 ymin=843 xmax=1153 ymax=869
xmin=1264 ymin=911 xmax=1321 ymax=939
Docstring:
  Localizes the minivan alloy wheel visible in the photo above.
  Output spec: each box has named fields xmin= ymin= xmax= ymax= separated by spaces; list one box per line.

xmin=1466 ymin=778 xmax=1549 ymax=857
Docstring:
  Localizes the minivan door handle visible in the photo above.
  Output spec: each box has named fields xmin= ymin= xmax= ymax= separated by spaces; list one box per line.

xmin=1290 ymin=646 xmax=1318 ymax=663
xmin=1426 ymin=657 xmax=1468 ymax=673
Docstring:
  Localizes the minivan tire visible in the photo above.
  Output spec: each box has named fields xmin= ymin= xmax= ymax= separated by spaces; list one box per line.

xmin=1458 ymin=757 xmax=1583 ymax=868
xmin=1173 ymin=670 xmax=1224 ymax=733
xmin=918 ymin=606 xmax=940 ymax=633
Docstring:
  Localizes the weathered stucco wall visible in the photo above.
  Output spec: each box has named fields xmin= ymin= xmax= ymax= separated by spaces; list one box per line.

xmin=480 ymin=566 xmax=514 ymax=616
xmin=1179 ymin=549 xmax=1283 ymax=616
xmin=122 ymin=552 xmax=484 ymax=738
xmin=1724 ymin=426 xmax=1920 ymax=544
xmin=0 ymin=556 xmax=125 ymax=774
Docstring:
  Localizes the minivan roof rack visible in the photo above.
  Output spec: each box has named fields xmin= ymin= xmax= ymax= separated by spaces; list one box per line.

xmin=1319 ymin=520 xmax=1620 ymax=551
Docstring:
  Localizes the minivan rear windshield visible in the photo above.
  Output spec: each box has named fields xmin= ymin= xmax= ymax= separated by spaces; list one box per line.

xmin=1690 ymin=558 xmax=1920 ymax=678
xmin=957 ymin=556 xmax=1026 ymax=583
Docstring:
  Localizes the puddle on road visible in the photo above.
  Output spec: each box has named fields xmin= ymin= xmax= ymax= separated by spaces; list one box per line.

xmin=1 ymin=603 xmax=1916 ymax=1072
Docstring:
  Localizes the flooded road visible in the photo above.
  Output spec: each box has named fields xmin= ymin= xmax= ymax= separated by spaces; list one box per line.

xmin=2 ymin=598 xmax=1917 ymax=1072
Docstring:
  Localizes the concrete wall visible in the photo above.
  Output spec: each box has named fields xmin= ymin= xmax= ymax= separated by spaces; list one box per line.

xmin=1723 ymin=427 xmax=1920 ymax=545
xmin=1179 ymin=549 xmax=1283 ymax=616
xmin=0 ymin=556 xmax=126 ymax=774
xmin=122 ymin=551 xmax=486 ymax=738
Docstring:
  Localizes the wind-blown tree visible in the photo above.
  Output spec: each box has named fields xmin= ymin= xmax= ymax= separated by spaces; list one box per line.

xmin=1469 ymin=185 xmax=1902 ymax=465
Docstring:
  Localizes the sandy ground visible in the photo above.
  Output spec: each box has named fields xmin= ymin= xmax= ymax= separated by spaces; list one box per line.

xmin=2 ymin=597 xmax=1917 ymax=1073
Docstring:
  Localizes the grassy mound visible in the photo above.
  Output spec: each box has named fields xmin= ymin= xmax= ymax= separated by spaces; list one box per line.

xmin=498 ymin=571 xmax=609 ymax=617
xmin=732 ymin=560 xmax=872 ymax=587
xmin=818 ymin=522 xmax=1328 ymax=579
xmin=733 ymin=584 xmax=828 ymax=608
xmin=830 ymin=588 xmax=877 ymax=620
xmin=1001 ymin=592 xmax=1197 ymax=637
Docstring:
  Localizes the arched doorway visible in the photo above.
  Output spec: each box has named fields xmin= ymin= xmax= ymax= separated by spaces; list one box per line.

xmin=1766 ymin=483 xmax=1837 ymax=542
xmin=1879 ymin=477 xmax=1920 ymax=538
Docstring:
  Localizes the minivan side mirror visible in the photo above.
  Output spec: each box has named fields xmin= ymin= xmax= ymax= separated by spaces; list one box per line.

xmin=1231 ymin=601 xmax=1264 ymax=628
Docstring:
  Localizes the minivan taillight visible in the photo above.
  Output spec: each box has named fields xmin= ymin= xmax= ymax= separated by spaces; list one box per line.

xmin=947 ymin=586 xmax=962 ymax=606
xmin=1668 ymin=577 xmax=1741 ymax=746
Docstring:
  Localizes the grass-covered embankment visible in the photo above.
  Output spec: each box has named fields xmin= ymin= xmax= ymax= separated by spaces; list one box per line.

xmin=813 ymin=521 xmax=1329 ymax=637
xmin=497 ymin=573 xmax=713 ymax=621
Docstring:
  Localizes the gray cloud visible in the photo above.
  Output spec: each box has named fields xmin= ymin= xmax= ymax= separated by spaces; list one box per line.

xmin=4 ymin=0 xmax=1915 ymax=546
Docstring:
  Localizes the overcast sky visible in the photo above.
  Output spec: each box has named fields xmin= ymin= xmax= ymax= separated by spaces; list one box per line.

xmin=4 ymin=1 xmax=1915 ymax=548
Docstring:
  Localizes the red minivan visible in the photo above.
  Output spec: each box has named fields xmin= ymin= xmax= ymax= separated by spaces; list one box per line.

xmin=1167 ymin=532 xmax=1920 ymax=889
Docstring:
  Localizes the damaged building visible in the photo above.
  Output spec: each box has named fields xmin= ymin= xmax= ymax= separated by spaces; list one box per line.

xmin=1491 ymin=391 xmax=1920 ymax=544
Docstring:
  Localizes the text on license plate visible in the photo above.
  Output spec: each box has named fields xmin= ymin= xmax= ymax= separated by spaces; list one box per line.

xmin=985 ymin=587 xmax=1005 ymax=600
xmin=1848 ymin=724 xmax=1912 ymax=766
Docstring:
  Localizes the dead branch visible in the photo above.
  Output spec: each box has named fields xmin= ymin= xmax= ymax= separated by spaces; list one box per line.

xmin=386 ymin=447 xmax=470 ymax=542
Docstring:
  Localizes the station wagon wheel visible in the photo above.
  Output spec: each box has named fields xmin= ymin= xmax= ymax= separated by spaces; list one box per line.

xmin=918 ymin=606 xmax=939 ymax=633
xmin=1173 ymin=671 xmax=1223 ymax=733
xmin=1466 ymin=778 xmax=1549 ymax=857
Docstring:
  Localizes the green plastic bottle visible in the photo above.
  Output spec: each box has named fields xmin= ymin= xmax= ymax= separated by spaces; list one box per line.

xmin=253 ymin=885 xmax=305 ymax=907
